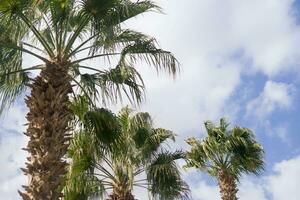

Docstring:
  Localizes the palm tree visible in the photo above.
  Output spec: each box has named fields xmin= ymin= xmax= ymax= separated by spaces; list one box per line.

xmin=0 ymin=1 xmax=179 ymax=199
xmin=185 ymin=118 xmax=264 ymax=200
xmin=63 ymin=105 xmax=190 ymax=200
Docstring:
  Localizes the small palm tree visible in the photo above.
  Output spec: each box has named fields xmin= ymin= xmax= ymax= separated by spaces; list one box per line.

xmin=185 ymin=118 xmax=264 ymax=200
xmin=0 ymin=1 xmax=178 ymax=199
xmin=64 ymin=105 xmax=190 ymax=200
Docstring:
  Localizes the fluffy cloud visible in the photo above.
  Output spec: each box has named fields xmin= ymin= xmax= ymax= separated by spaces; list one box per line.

xmin=228 ymin=0 xmax=300 ymax=76
xmin=266 ymin=155 xmax=300 ymax=200
xmin=1 ymin=105 xmax=27 ymax=133
xmin=136 ymin=59 xmax=241 ymax=138
xmin=0 ymin=104 xmax=28 ymax=200
xmin=246 ymin=81 xmax=294 ymax=119
xmin=119 ymin=0 xmax=300 ymax=139
xmin=0 ymin=135 xmax=27 ymax=200
xmin=129 ymin=0 xmax=300 ymax=76
xmin=238 ymin=179 xmax=268 ymax=200
xmin=191 ymin=181 xmax=220 ymax=200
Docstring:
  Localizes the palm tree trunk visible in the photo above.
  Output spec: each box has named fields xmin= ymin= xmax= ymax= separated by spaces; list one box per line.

xmin=108 ymin=186 xmax=135 ymax=200
xmin=218 ymin=169 xmax=238 ymax=200
xmin=19 ymin=62 xmax=72 ymax=200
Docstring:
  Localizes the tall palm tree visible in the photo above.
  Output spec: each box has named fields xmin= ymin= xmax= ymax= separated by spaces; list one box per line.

xmin=185 ymin=118 xmax=264 ymax=200
xmin=0 ymin=1 xmax=178 ymax=199
xmin=64 ymin=105 xmax=190 ymax=200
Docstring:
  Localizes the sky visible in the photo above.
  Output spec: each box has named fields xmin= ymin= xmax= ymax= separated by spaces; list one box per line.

xmin=1 ymin=0 xmax=300 ymax=199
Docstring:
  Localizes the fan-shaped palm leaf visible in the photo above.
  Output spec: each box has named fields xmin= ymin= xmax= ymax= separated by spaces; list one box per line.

xmin=64 ymin=106 xmax=190 ymax=200
xmin=185 ymin=118 xmax=264 ymax=200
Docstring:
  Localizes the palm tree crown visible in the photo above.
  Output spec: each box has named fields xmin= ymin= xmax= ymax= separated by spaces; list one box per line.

xmin=64 ymin=104 xmax=190 ymax=200
xmin=0 ymin=0 xmax=178 ymax=110
xmin=185 ymin=118 xmax=264 ymax=200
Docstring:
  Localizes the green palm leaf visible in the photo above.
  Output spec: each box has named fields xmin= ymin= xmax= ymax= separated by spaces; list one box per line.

xmin=64 ymin=106 xmax=190 ymax=199
xmin=185 ymin=118 xmax=265 ymax=199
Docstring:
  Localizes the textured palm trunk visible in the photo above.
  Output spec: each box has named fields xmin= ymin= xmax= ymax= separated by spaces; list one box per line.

xmin=19 ymin=62 xmax=72 ymax=200
xmin=108 ymin=185 xmax=135 ymax=200
xmin=218 ymin=169 xmax=238 ymax=200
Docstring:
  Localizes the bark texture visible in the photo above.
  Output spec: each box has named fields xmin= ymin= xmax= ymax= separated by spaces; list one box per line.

xmin=218 ymin=170 xmax=238 ymax=200
xmin=19 ymin=63 xmax=72 ymax=200
xmin=108 ymin=185 xmax=135 ymax=200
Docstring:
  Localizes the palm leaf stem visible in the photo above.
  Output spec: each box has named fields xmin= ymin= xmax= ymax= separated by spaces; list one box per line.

xmin=18 ymin=13 xmax=55 ymax=58
xmin=0 ymin=42 xmax=49 ymax=62
xmin=95 ymin=163 xmax=117 ymax=182
xmin=41 ymin=13 xmax=56 ymax=50
xmin=76 ymin=65 xmax=105 ymax=73
xmin=64 ymin=16 xmax=90 ymax=56
xmin=70 ymin=53 xmax=121 ymax=65
xmin=132 ymin=184 xmax=148 ymax=189
xmin=71 ymin=77 xmax=96 ymax=108
xmin=1 ymin=65 xmax=43 ymax=76
xmin=22 ymin=42 xmax=45 ymax=53
xmin=67 ymin=32 xmax=102 ymax=59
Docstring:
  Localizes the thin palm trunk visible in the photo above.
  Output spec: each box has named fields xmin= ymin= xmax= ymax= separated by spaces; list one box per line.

xmin=108 ymin=184 xmax=135 ymax=200
xmin=19 ymin=63 xmax=72 ymax=200
xmin=218 ymin=169 xmax=238 ymax=200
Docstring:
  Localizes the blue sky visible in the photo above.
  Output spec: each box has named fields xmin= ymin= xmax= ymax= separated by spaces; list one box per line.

xmin=1 ymin=0 xmax=300 ymax=199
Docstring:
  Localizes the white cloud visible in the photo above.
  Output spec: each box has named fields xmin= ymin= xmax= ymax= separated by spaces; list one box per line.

xmin=117 ymin=0 xmax=300 ymax=140
xmin=0 ymin=135 xmax=27 ymax=200
xmin=191 ymin=181 xmax=220 ymax=200
xmin=129 ymin=0 xmax=300 ymax=77
xmin=0 ymin=104 xmax=28 ymax=200
xmin=238 ymin=179 xmax=268 ymax=200
xmin=246 ymin=81 xmax=294 ymax=119
xmin=261 ymin=121 xmax=291 ymax=142
xmin=137 ymin=58 xmax=241 ymax=138
xmin=0 ymin=105 xmax=27 ymax=133
xmin=272 ymin=124 xmax=289 ymax=141
xmin=229 ymin=0 xmax=300 ymax=76
xmin=266 ymin=155 xmax=300 ymax=200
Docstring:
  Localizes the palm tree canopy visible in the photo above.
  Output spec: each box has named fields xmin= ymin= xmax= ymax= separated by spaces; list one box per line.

xmin=185 ymin=118 xmax=264 ymax=180
xmin=64 ymin=102 xmax=190 ymax=200
xmin=0 ymin=0 xmax=179 ymax=112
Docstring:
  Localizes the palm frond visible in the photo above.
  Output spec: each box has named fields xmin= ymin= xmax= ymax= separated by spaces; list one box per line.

xmin=130 ymin=111 xmax=152 ymax=131
xmin=70 ymin=95 xmax=91 ymax=123
xmin=84 ymin=108 xmax=121 ymax=147
xmin=147 ymin=150 xmax=190 ymax=200
xmin=102 ymin=0 xmax=161 ymax=28
xmin=80 ymin=0 xmax=160 ymax=35
xmin=68 ymin=130 xmax=97 ymax=174
xmin=66 ymin=106 xmax=187 ymax=199
xmin=63 ymin=173 xmax=105 ymax=200
xmin=0 ymin=71 xmax=29 ymax=114
xmin=228 ymin=127 xmax=265 ymax=178
xmin=0 ymin=0 xmax=56 ymax=57
xmin=85 ymin=27 xmax=156 ymax=57
xmin=72 ymin=62 xmax=145 ymax=105
xmin=121 ymin=38 xmax=179 ymax=76
xmin=185 ymin=118 xmax=265 ymax=181
xmin=0 ymin=45 xmax=29 ymax=114
xmin=65 ymin=131 xmax=107 ymax=199
xmin=140 ymin=128 xmax=176 ymax=160
xmin=185 ymin=138 xmax=208 ymax=169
